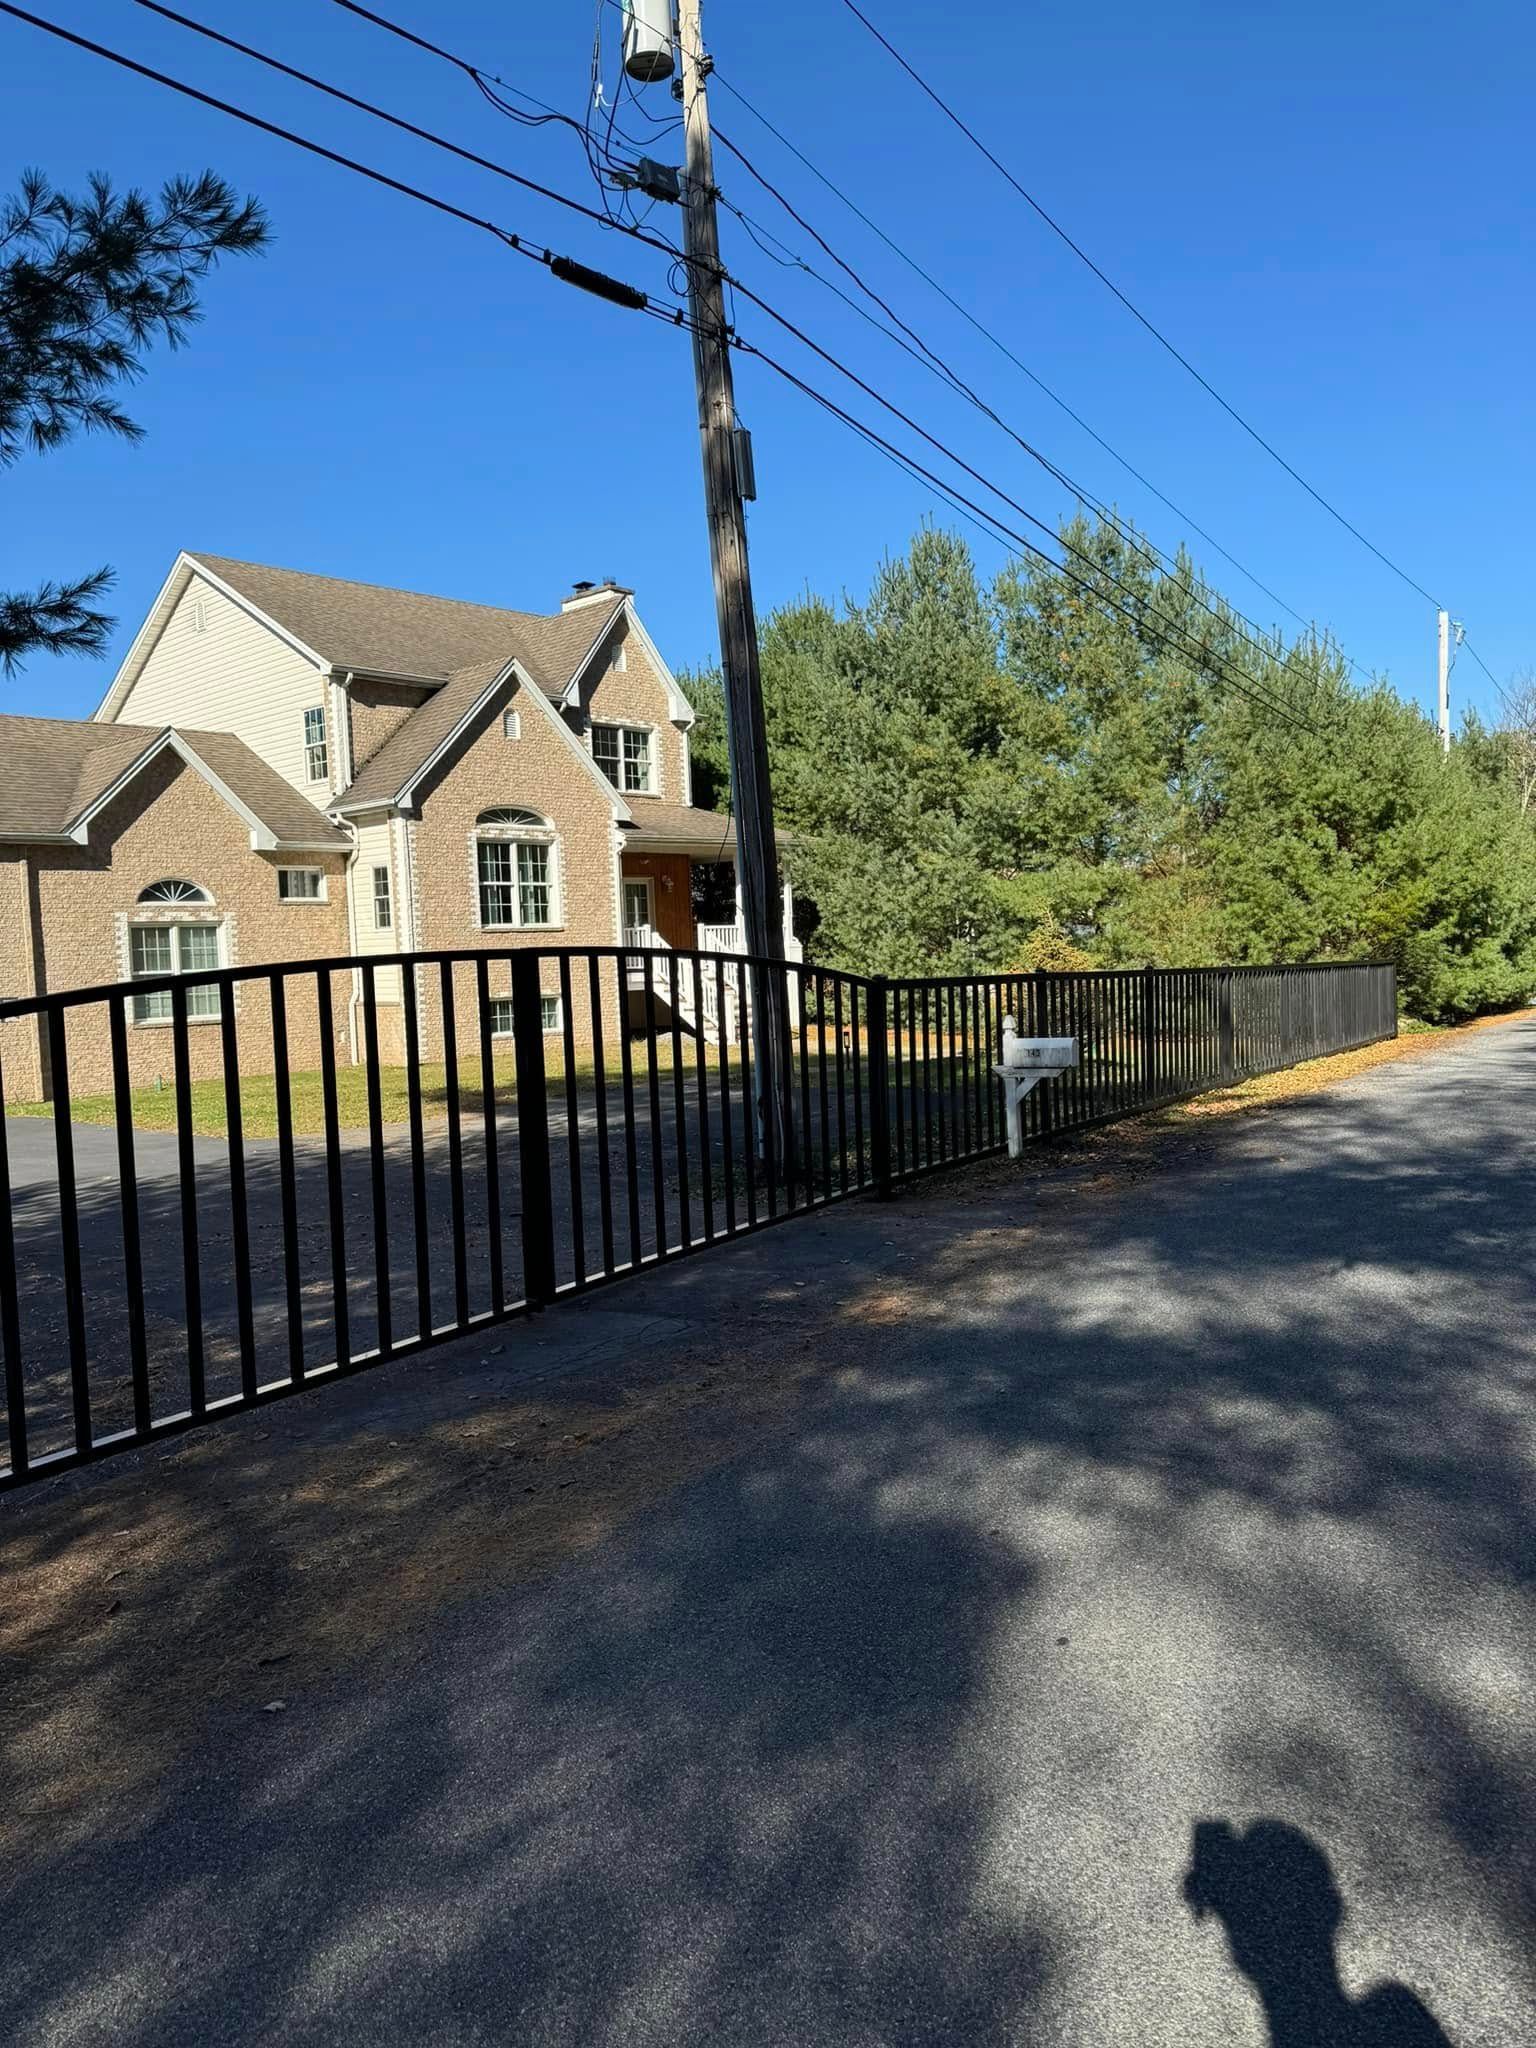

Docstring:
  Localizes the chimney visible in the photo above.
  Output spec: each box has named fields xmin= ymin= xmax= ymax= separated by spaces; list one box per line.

xmin=561 ymin=576 xmax=634 ymax=614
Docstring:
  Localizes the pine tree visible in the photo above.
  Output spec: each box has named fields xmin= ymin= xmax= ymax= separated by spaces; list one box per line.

xmin=2 ymin=168 xmax=269 ymax=675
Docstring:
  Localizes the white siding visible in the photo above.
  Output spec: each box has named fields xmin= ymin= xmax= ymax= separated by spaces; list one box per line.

xmin=350 ymin=816 xmax=401 ymax=1000
xmin=112 ymin=575 xmax=334 ymax=797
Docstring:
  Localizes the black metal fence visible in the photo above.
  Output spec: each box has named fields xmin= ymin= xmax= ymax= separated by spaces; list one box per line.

xmin=0 ymin=951 xmax=1395 ymax=1487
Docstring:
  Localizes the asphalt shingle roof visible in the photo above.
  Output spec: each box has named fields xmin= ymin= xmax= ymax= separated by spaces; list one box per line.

xmin=339 ymin=658 xmax=515 ymax=809
xmin=0 ymin=715 xmax=348 ymax=848
xmin=191 ymin=554 xmax=621 ymax=693
xmin=619 ymin=802 xmax=747 ymax=854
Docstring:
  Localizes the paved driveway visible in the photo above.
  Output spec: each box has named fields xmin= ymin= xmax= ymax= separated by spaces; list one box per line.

xmin=3 ymin=1018 xmax=1534 ymax=2044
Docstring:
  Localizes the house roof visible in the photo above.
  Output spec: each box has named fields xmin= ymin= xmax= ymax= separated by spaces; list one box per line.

xmin=0 ymin=715 xmax=349 ymax=849
xmin=338 ymin=656 xmax=512 ymax=810
xmin=190 ymin=554 xmax=624 ymax=693
xmin=620 ymin=802 xmax=746 ymax=857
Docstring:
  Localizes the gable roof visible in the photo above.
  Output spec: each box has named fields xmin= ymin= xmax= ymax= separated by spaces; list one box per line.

xmin=0 ymin=715 xmax=349 ymax=849
xmin=337 ymin=655 xmax=631 ymax=817
xmin=339 ymin=657 xmax=512 ymax=810
xmin=189 ymin=554 xmax=623 ymax=694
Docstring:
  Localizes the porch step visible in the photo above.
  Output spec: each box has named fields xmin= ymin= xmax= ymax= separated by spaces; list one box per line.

xmin=623 ymin=928 xmax=742 ymax=1045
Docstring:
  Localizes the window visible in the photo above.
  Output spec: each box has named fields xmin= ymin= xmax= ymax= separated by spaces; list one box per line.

xmin=303 ymin=706 xmax=329 ymax=784
xmin=502 ymin=706 xmax=521 ymax=741
xmin=138 ymin=878 xmax=210 ymax=904
xmin=592 ymin=721 xmax=654 ymax=794
xmin=129 ymin=920 xmax=221 ymax=1023
xmin=277 ymin=868 xmax=324 ymax=902
xmin=476 ymin=842 xmax=553 ymax=927
xmin=609 ymin=641 xmax=627 ymax=673
xmin=475 ymin=809 xmax=558 ymax=929
xmin=372 ymin=864 xmax=393 ymax=930
xmin=485 ymin=995 xmax=561 ymax=1037
xmin=517 ymin=842 xmax=552 ymax=927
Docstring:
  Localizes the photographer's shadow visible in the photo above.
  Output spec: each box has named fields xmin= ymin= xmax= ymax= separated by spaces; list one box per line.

xmin=1184 ymin=1819 xmax=1457 ymax=2047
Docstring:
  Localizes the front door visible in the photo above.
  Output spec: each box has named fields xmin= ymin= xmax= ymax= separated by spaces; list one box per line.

xmin=622 ymin=877 xmax=654 ymax=939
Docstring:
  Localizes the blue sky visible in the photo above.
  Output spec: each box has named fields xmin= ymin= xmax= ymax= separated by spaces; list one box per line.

xmin=3 ymin=0 xmax=1531 ymax=729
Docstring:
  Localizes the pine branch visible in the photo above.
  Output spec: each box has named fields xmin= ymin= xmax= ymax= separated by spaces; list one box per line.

xmin=0 ymin=567 xmax=115 ymax=676
xmin=0 ymin=167 xmax=270 ymax=467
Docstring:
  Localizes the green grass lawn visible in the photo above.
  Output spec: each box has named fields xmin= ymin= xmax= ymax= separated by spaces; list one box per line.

xmin=18 ymin=1018 xmax=1406 ymax=1145
xmin=7 ymin=1038 xmax=750 ymax=1141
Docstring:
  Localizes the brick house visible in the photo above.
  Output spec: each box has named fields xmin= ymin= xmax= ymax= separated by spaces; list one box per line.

xmin=0 ymin=553 xmax=795 ymax=1099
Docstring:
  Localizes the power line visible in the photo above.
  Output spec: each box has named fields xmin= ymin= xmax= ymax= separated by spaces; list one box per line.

xmin=584 ymin=0 xmax=1493 ymax=701
xmin=4 ymin=0 xmax=1324 ymax=741
xmin=719 ymin=269 xmax=1328 ymax=731
xmin=334 ymin=0 xmax=662 ymax=224
xmin=708 ymin=74 xmax=1355 ymax=660
xmin=717 ymin=185 xmax=1321 ymax=688
xmin=835 ymin=0 xmax=1445 ymax=612
xmin=1462 ymin=638 xmax=1520 ymax=720
xmin=328 ymin=0 xmax=582 ymax=133
xmin=0 ymin=2 xmax=689 ymax=325
xmin=737 ymin=336 xmax=1325 ymax=739
xmin=710 ymin=157 xmax=1358 ymax=694
xmin=143 ymin=0 xmax=1301 ymax=690
xmin=324 ymin=0 xmax=1367 ymax=689
xmin=121 ymin=0 xmax=684 ymax=261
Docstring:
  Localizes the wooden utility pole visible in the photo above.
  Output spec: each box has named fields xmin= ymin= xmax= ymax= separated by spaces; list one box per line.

xmin=676 ymin=0 xmax=791 ymax=1154
xmin=1437 ymin=608 xmax=1451 ymax=755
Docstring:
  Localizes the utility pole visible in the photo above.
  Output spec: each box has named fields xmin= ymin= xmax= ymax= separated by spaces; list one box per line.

xmin=674 ymin=0 xmax=792 ymax=1157
xmin=1437 ymin=608 xmax=1451 ymax=755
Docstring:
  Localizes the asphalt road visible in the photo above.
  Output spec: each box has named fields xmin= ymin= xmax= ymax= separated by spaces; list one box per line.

xmin=5 ymin=1018 xmax=1536 ymax=2045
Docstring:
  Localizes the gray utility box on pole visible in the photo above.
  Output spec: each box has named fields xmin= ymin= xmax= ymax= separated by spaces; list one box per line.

xmin=994 ymin=1014 xmax=1078 ymax=1157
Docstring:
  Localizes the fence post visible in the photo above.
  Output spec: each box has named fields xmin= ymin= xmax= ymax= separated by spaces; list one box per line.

xmin=1034 ymin=969 xmax=1053 ymax=1135
xmin=511 ymin=951 xmax=557 ymax=1308
xmin=866 ymin=975 xmax=893 ymax=1198
xmin=1218 ymin=968 xmax=1236 ymax=1085
xmin=1140 ymin=965 xmax=1155 ymax=1104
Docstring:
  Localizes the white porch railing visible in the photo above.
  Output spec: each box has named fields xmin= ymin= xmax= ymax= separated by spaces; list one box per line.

xmin=697 ymin=920 xmax=804 ymax=964
xmin=623 ymin=926 xmax=739 ymax=1043
xmin=621 ymin=916 xmax=802 ymax=1041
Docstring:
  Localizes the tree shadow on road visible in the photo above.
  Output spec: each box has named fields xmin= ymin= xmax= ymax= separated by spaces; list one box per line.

xmin=1 ymin=1392 xmax=1056 ymax=2046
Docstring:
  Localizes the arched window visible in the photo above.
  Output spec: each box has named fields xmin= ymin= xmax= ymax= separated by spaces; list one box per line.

xmin=474 ymin=809 xmax=559 ymax=929
xmin=476 ymin=808 xmax=550 ymax=833
xmin=129 ymin=882 xmax=221 ymax=1022
xmin=138 ymin=878 xmax=212 ymax=904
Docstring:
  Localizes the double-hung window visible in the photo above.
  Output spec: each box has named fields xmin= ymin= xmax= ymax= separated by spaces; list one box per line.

xmin=591 ymin=722 xmax=654 ymax=795
xmin=303 ymin=706 xmax=329 ymax=784
xmin=486 ymin=995 xmax=561 ymax=1036
xmin=372 ymin=864 xmax=393 ymax=930
xmin=474 ymin=810 xmax=558 ymax=929
xmin=129 ymin=882 xmax=222 ymax=1022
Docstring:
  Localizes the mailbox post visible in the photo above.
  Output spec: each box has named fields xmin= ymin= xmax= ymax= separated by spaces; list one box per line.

xmin=994 ymin=1014 xmax=1078 ymax=1158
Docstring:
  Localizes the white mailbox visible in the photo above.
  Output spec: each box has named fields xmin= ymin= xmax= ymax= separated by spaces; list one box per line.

xmin=994 ymin=1014 xmax=1078 ymax=1157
